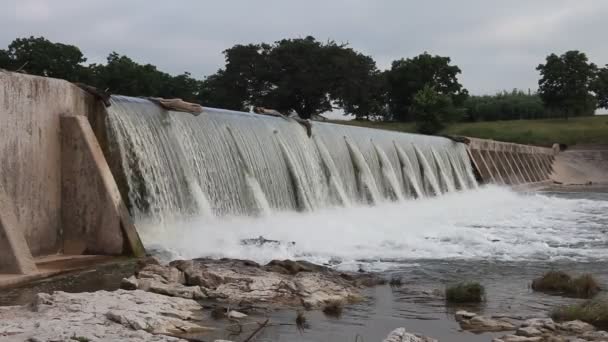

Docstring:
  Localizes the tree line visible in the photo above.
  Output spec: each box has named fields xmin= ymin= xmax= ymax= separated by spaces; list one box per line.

xmin=2 ymin=36 xmax=608 ymax=133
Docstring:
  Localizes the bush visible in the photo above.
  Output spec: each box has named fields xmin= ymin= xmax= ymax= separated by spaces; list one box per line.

xmin=552 ymin=295 xmax=608 ymax=329
xmin=322 ymin=299 xmax=344 ymax=317
xmin=532 ymin=271 xmax=600 ymax=298
xmin=445 ymin=282 xmax=484 ymax=303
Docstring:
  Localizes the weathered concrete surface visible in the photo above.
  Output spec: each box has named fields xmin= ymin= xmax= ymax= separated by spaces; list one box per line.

xmin=552 ymin=145 xmax=608 ymax=185
xmin=61 ymin=115 xmax=144 ymax=256
xmin=0 ymin=71 xmax=144 ymax=276
xmin=0 ymin=70 xmax=101 ymax=256
xmin=466 ymin=138 xmax=555 ymax=185
xmin=0 ymin=290 xmax=202 ymax=341
xmin=0 ymin=187 xmax=37 ymax=274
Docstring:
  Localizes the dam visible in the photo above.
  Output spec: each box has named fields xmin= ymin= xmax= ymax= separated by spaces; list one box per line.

xmin=0 ymin=70 xmax=602 ymax=284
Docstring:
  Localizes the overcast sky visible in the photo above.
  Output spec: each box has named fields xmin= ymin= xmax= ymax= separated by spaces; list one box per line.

xmin=3 ymin=0 xmax=608 ymax=96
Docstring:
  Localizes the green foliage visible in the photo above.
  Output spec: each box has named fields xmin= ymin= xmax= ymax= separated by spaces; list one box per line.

xmin=322 ymin=299 xmax=344 ymax=317
xmin=411 ymin=85 xmax=459 ymax=134
xmin=537 ymin=50 xmax=598 ymax=119
xmin=445 ymin=282 xmax=485 ymax=303
xmin=592 ymin=66 xmax=608 ymax=109
xmin=464 ymin=89 xmax=547 ymax=121
xmin=552 ymin=295 xmax=608 ymax=329
xmin=203 ymin=36 xmax=384 ymax=119
xmin=532 ymin=271 xmax=601 ymax=298
xmin=0 ymin=36 xmax=88 ymax=82
xmin=386 ymin=52 xmax=467 ymax=122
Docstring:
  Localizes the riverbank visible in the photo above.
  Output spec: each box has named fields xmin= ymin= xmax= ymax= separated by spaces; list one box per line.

xmin=330 ymin=116 xmax=608 ymax=147
xmin=1 ymin=257 xmax=608 ymax=341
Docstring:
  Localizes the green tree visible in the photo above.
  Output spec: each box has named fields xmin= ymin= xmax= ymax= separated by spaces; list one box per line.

xmin=386 ymin=52 xmax=467 ymax=122
xmin=537 ymin=51 xmax=597 ymax=120
xmin=200 ymin=36 xmax=384 ymax=119
xmin=592 ymin=66 xmax=608 ymax=109
xmin=1 ymin=36 xmax=88 ymax=81
xmin=463 ymin=89 xmax=547 ymax=121
xmin=411 ymin=84 xmax=458 ymax=134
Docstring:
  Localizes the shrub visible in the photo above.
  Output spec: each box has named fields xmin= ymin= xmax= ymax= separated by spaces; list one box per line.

xmin=322 ymin=299 xmax=344 ymax=317
xmin=445 ymin=282 xmax=484 ymax=303
xmin=552 ymin=295 xmax=608 ymax=329
xmin=389 ymin=276 xmax=403 ymax=288
xmin=532 ymin=271 xmax=600 ymax=298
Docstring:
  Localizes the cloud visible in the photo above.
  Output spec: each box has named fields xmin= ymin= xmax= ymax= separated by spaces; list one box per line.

xmin=1 ymin=0 xmax=607 ymax=94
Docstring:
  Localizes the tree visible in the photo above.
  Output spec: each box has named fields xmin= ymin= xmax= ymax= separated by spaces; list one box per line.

xmin=592 ymin=66 xmax=608 ymax=109
xmin=463 ymin=89 xmax=547 ymax=121
xmin=1 ymin=36 xmax=88 ymax=81
xmin=200 ymin=36 xmax=384 ymax=119
xmin=386 ymin=52 xmax=467 ymax=122
xmin=411 ymin=84 xmax=458 ymax=134
xmin=537 ymin=51 xmax=597 ymax=120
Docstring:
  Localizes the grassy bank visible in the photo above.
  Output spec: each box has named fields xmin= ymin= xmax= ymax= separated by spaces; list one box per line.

xmin=330 ymin=115 xmax=608 ymax=147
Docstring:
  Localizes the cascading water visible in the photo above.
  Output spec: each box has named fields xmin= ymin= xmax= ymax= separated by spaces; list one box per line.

xmin=104 ymin=95 xmax=479 ymax=252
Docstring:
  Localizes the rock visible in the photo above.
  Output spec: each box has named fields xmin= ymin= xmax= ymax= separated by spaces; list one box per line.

xmin=582 ymin=330 xmax=608 ymax=340
xmin=558 ymin=320 xmax=595 ymax=334
xmin=0 ymin=290 xmax=204 ymax=341
xmin=227 ymin=310 xmax=247 ymax=319
xmin=383 ymin=328 xmax=438 ymax=342
xmin=516 ymin=326 xmax=543 ymax=337
xmin=522 ymin=318 xmax=556 ymax=331
xmin=459 ymin=314 xmax=515 ymax=332
xmin=132 ymin=258 xmax=364 ymax=309
xmin=493 ymin=335 xmax=543 ymax=342
xmin=121 ymin=275 xmax=139 ymax=290
xmin=455 ymin=310 xmax=477 ymax=321
xmin=138 ymin=264 xmax=185 ymax=285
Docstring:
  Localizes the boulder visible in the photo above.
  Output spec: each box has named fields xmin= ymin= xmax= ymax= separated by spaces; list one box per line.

xmin=383 ymin=328 xmax=438 ymax=342
xmin=516 ymin=326 xmax=543 ymax=337
xmin=458 ymin=314 xmax=515 ymax=332
xmin=493 ymin=335 xmax=543 ymax=342
xmin=0 ymin=290 xmax=204 ymax=341
xmin=558 ymin=320 xmax=595 ymax=334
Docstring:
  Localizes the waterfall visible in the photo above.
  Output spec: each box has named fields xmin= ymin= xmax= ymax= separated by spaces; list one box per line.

xmin=373 ymin=142 xmax=404 ymax=201
xmin=344 ymin=136 xmax=382 ymax=204
xmin=394 ymin=142 xmax=425 ymax=198
xmin=103 ymin=96 xmax=477 ymax=228
xmin=226 ymin=126 xmax=271 ymax=216
xmin=413 ymin=145 xmax=442 ymax=196
xmin=314 ymin=136 xmax=350 ymax=206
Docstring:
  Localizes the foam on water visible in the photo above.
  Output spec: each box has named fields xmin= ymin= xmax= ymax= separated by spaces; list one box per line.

xmin=139 ymin=186 xmax=608 ymax=269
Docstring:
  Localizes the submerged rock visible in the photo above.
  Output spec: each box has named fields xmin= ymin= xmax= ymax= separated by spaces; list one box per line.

xmin=383 ymin=327 xmax=438 ymax=342
xmin=0 ymin=290 xmax=205 ymax=341
xmin=126 ymin=258 xmax=373 ymax=309
xmin=455 ymin=311 xmax=515 ymax=332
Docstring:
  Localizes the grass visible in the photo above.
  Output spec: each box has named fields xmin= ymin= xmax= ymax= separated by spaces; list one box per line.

xmin=552 ymin=295 xmax=608 ymax=329
xmin=322 ymin=299 xmax=344 ymax=317
xmin=445 ymin=282 xmax=485 ymax=303
xmin=531 ymin=271 xmax=601 ymax=298
xmin=295 ymin=310 xmax=308 ymax=331
xmin=389 ymin=276 xmax=403 ymax=288
xmin=329 ymin=115 xmax=608 ymax=147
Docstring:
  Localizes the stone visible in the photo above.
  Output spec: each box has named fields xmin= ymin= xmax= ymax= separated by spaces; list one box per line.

xmin=132 ymin=258 xmax=364 ymax=309
xmin=582 ymin=330 xmax=608 ymax=340
xmin=516 ymin=326 xmax=543 ymax=337
xmin=493 ymin=335 xmax=543 ymax=342
xmin=227 ymin=310 xmax=247 ymax=319
xmin=558 ymin=320 xmax=595 ymax=334
xmin=0 ymin=289 xmax=203 ymax=341
xmin=383 ymin=328 xmax=438 ymax=342
xmin=455 ymin=310 xmax=477 ymax=321
xmin=460 ymin=315 xmax=516 ymax=332
xmin=522 ymin=318 xmax=556 ymax=331
xmin=138 ymin=264 xmax=185 ymax=284
xmin=121 ymin=275 xmax=139 ymax=290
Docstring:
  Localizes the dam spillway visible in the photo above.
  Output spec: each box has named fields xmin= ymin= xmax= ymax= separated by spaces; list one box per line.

xmin=1 ymin=71 xmax=578 ymax=283
xmin=103 ymin=96 xmax=477 ymax=223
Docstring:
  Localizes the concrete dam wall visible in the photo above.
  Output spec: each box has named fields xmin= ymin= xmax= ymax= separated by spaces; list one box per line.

xmin=0 ymin=71 xmax=562 ymax=284
xmin=466 ymin=137 xmax=555 ymax=185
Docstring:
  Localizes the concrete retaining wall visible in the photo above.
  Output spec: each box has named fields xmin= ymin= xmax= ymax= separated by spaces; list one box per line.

xmin=0 ymin=71 xmax=142 ymax=279
xmin=466 ymin=137 xmax=556 ymax=185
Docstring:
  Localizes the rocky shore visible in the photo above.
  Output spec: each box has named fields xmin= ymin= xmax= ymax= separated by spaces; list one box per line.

xmin=0 ymin=257 xmax=607 ymax=342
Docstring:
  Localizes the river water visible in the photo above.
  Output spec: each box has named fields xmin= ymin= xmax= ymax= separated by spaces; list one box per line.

xmin=2 ymin=186 xmax=606 ymax=341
